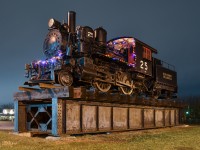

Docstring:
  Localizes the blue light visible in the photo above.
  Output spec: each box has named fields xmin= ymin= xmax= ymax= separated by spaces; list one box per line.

xmin=58 ymin=52 xmax=62 ymax=57
xmin=51 ymin=59 xmax=55 ymax=63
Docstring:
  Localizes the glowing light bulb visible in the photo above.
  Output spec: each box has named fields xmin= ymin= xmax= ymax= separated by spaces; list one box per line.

xmin=51 ymin=59 xmax=55 ymax=63
xmin=3 ymin=109 xmax=8 ymax=115
xmin=10 ymin=109 xmax=14 ymax=115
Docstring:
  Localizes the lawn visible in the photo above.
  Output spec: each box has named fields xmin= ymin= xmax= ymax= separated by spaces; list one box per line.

xmin=0 ymin=125 xmax=199 ymax=150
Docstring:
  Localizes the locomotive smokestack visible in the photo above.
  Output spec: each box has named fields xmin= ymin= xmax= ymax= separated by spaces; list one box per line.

xmin=68 ymin=11 xmax=76 ymax=33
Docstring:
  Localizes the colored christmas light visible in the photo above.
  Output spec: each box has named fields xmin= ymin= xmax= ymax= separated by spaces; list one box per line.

xmin=31 ymin=51 xmax=63 ymax=68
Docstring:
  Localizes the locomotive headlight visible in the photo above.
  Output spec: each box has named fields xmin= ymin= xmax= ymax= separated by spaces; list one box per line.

xmin=48 ymin=18 xmax=54 ymax=28
xmin=43 ymin=29 xmax=62 ymax=58
xmin=48 ymin=18 xmax=61 ymax=28
xmin=49 ymin=36 xmax=56 ymax=43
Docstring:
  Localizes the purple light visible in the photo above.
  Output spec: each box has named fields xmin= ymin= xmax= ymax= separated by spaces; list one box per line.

xmin=37 ymin=60 xmax=41 ymax=64
xmin=51 ymin=58 xmax=55 ymax=63
xmin=128 ymin=63 xmax=136 ymax=67
xmin=132 ymin=53 xmax=136 ymax=57
xmin=58 ymin=52 xmax=62 ymax=57
xmin=42 ymin=61 xmax=46 ymax=65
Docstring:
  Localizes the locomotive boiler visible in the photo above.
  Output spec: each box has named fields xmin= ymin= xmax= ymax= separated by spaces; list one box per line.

xmin=25 ymin=11 xmax=177 ymax=99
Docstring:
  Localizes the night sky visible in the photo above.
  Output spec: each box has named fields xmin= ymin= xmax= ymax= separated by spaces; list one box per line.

xmin=0 ymin=0 xmax=200 ymax=105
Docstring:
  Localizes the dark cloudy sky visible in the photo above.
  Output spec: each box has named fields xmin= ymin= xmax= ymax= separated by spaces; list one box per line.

xmin=0 ymin=0 xmax=199 ymax=105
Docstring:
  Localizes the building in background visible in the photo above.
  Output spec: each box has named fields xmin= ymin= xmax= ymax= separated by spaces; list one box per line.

xmin=0 ymin=109 xmax=14 ymax=121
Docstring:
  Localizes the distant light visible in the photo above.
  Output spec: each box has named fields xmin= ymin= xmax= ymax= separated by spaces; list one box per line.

xmin=3 ymin=109 xmax=8 ymax=115
xmin=10 ymin=109 xmax=14 ymax=115
xmin=186 ymin=111 xmax=189 ymax=115
xmin=3 ymin=109 xmax=14 ymax=115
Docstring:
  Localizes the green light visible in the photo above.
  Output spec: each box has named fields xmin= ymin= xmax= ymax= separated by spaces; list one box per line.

xmin=186 ymin=111 xmax=189 ymax=115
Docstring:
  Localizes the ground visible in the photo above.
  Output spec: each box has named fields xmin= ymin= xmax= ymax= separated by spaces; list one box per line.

xmin=0 ymin=123 xmax=199 ymax=150
xmin=0 ymin=121 xmax=14 ymax=130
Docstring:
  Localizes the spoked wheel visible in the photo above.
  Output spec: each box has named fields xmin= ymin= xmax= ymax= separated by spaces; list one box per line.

xmin=93 ymin=81 xmax=111 ymax=92
xmin=119 ymin=86 xmax=133 ymax=95
xmin=58 ymin=70 xmax=73 ymax=86
xmin=116 ymin=71 xmax=133 ymax=95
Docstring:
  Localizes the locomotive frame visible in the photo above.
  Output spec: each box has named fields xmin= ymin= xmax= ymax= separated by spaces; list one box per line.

xmin=24 ymin=11 xmax=177 ymax=99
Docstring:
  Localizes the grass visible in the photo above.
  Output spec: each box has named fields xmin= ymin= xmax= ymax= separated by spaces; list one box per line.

xmin=0 ymin=125 xmax=200 ymax=150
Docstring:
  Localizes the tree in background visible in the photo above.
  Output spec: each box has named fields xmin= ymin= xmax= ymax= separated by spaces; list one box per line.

xmin=180 ymin=96 xmax=200 ymax=124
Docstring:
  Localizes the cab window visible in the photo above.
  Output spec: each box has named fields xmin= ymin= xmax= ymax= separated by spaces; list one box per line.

xmin=143 ymin=47 xmax=152 ymax=61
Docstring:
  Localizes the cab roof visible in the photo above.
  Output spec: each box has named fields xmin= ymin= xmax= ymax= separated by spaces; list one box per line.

xmin=107 ymin=36 xmax=158 ymax=54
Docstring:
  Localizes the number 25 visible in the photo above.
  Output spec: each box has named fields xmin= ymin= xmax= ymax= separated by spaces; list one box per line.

xmin=140 ymin=60 xmax=148 ymax=71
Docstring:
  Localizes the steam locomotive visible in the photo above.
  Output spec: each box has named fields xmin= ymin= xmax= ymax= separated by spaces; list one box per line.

xmin=25 ymin=11 xmax=177 ymax=99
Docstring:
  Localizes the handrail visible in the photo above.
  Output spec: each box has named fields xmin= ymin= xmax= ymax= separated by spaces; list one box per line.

xmin=161 ymin=60 xmax=175 ymax=71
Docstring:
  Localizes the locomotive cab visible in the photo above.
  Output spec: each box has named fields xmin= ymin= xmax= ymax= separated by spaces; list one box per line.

xmin=107 ymin=37 xmax=136 ymax=67
xmin=133 ymin=38 xmax=157 ymax=77
xmin=106 ymin=37 xmax=157 ymax=74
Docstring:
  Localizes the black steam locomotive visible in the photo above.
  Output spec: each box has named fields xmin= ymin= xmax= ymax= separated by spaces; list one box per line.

xmin=25 ymin=11 xmax=177 ymax=99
